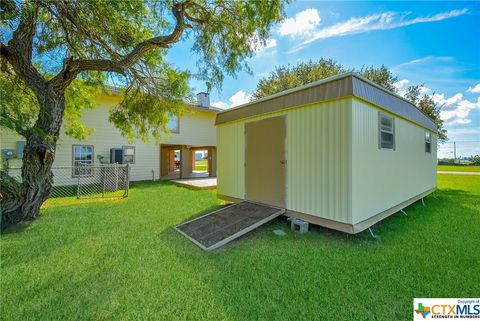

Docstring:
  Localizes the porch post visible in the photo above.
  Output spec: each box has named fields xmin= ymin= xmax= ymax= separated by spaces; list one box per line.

xmin=180 ymin=146 xmax=192 ymax=179
xmin=160 ymin=146 xmax=169 ymax=178
xmin=209 ymin=147 xmax=217 ymax=177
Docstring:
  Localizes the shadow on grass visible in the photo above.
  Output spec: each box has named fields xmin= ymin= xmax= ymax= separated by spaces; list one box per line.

xmin=169 ymin=189 xmax=459 ymax=251
xmin=160 ymin=187 xmax=479 ymax=320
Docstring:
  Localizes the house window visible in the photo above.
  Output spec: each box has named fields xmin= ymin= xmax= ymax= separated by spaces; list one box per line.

xmin=72 ymin=145 xmax=94 ymax=176
xmin=425 ymin=132 xmax=431 ymax=153
xmin=122 ymin=146 xmax=135 ymax=164
xmin=166 ymin=113 xmax=179 ymax=133
xmin=378 ymin=113 xmax=395 ymax=150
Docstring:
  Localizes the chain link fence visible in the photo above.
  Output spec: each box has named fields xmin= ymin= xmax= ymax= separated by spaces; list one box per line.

xmin=5 ymin=164 xmax=129 ymax=199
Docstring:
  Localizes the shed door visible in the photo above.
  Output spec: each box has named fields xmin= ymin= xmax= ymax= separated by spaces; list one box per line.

xmin=245 ymin=116 xmax=286 ymax=208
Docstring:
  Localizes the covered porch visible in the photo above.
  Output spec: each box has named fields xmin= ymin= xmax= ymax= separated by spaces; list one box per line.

xmin=160 ymin=144 xmax=217 ymax=180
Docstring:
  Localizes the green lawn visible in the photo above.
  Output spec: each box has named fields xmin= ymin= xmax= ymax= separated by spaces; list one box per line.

xmin=1 ymin=175 xmax=479 ymax=320
xmin=437 ymin=164 xmax=480 ymax=172
xmin=194 ymin=159 xmax=208 ymax=171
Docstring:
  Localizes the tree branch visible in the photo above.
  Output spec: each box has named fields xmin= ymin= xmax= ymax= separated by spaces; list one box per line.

xmin=2 ymin=2 xmax=46 ymax=97
xmin=52 ymin=1 xmax=122 ymax=60
xmin=0 ymin=0 xmax=18 ymax=18
xmin=0 ymin=112 xmax=29 ymax=137
xmin=50 ymin=1 xmax=193 ymax=91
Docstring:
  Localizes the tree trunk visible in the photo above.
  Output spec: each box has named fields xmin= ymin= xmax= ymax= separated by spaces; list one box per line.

xmin=1 ymin=88 xmax=65 ymax=231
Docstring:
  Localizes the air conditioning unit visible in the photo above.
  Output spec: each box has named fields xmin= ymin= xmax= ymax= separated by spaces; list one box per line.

xmin=110 ymin=148 xmax=123 ymax=164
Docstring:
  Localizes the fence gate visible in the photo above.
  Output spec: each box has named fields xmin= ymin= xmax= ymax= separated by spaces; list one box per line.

xmin=74 ymin=164 xmax=129 ymax=199
xmin=7 ymin=164 xmax=130 ymax=200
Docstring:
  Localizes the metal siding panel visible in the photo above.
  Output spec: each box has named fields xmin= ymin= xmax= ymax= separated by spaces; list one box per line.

xmin=351 ymin=99 xmax=437 ymax=224
xmin=216 ymin=98 xmax=353 ymax=224
xmin=216 ymin=122 xmax=245 ymax=198
xmin=352 ymin=77 xmax=437 ymax=131
xmin=286 ymin=99 xmax=352 ymax=224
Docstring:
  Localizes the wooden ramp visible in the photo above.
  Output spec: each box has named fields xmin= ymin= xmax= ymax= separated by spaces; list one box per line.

xmin=175 ymin=201 xmax=285 ymax=251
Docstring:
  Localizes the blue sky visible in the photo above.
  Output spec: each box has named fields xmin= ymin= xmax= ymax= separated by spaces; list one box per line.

xmin=168 ymin=1 xmax=480 ymax=157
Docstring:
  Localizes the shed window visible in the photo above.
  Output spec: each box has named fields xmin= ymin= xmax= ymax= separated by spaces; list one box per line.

xmin=378 ymin=113 xmax=395 ymax=150
xmin=72 ymin=145 xmax=93 ymax=176
xmin=166 ymin=113 xmax=179 ymax=133
xmin=425 ymin=132 xmax=431 ymax=153
xmin=122 ymin=146 xmax=135 ymax=164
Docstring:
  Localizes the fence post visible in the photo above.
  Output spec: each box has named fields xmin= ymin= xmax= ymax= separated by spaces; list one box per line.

xmin=125 ymin=163 xmax=130 ymax=197
xmin=102 ymin=165 xmax=106 ymax=197
xmin=115 ymin=164 xmax=119 ymax=191
xmin=76 ymin=167 xmax=81 ymax=199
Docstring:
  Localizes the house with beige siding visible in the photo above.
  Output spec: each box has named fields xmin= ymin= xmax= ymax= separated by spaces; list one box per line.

xmin=215 ymin=73 xmax=437 ymax=234
xmin=1 ymin=92 xmax=221 ymax=182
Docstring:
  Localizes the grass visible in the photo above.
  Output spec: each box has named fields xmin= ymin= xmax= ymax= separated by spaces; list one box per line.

xmin=1 ymin=175 xmax=479 ymax=320
xmin=194 ymin=159 xmax=208 ymax=171
xmin=437 ymin=164 xmax=480 ymax=172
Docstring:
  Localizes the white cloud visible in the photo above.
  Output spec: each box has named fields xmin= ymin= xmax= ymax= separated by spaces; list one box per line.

xmin=419 ymin=86 xmax=431 ymax=94
xmin=264 ymin=38 xmax=277 ymax=49
xmin=279 ymin=8 xmax=321 ymax=36
xmin=467 ymin=84 xmax=480 ymax=94
xmin=228 ymin=90 xmax=253 ymax=107
xmin=445 ymin=93 xmax=464 ymax=109
xmin=248 ymin=32 xmax=277 ymax=53
xmin=392 ymin=56 xmax=454 ymax=71
xmin=290 ymin=8 xmax=468 ymax=52
xmin=393 ymin=79 xmax=430 ymax=97
xmin=395 ymin=79 xmax=480 ymax=126
xmin=432 ymin=93 xmax=445 ymax=105
xmin=212 ymin=90 xmax=253 ymax=109
xmin=445 ymin=127 xmax=480 ymax=136
xmin=438 ymin=95 xmax=480 ymax=125
xmin=211 ymin=100 xmax=229 ymax=109
xmin=433 ymin=93 xmax=464 ymax=111
xmin=393 ymin=79 xmax=410 ymax=94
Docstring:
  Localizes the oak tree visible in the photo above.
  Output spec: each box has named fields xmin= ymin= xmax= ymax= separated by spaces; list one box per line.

xmin=0 ymin=0 xmax=285 ymax=230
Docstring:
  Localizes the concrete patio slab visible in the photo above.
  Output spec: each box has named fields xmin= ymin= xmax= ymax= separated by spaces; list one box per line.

xmin=171 ymin=177 xmax=217 ymax=190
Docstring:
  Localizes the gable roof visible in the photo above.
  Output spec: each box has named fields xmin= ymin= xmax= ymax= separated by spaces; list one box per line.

xmin=105 ymin=86 xmax=223 ymax=113
xmin=215 ymin=72 xmax=437 ymax=131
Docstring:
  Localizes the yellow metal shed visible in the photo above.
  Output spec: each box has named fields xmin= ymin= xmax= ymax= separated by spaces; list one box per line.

xmin=215 ymin=73 xmax=437 ymax=234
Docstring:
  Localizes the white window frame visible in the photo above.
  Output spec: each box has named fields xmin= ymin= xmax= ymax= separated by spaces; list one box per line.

xmin=72 ymin=145 xmax=94 ymax=177
xmin=166 ymin=113 xmax=179 ymax=133
xmin=122 ymin=146 xmax=135 ymax=164
xmin=425 ymin=131 xmax=432 ymax=153
xmin=378 ymin=112 xmax=395 ymax=150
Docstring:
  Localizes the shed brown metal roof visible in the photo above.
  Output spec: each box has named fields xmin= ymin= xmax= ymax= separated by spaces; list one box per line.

xmin=215 ymin=73 xmax=437 ymax=131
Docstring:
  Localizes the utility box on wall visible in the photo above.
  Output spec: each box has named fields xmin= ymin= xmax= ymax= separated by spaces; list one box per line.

xmin=16 ymin=141 xmax=26 ymax=158
xmin=2 ymin=149 xmax=14 ymax=160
